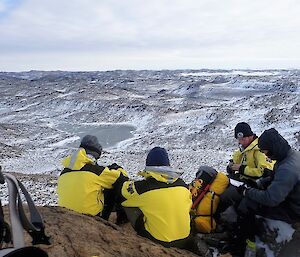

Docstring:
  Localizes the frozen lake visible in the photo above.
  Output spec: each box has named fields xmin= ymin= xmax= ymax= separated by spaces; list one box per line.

xmin=57 ymin=122 xmax=136 ymax=148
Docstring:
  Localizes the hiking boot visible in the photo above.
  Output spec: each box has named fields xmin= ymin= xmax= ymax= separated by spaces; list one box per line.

xmin=192 ymin=237 xmax=213 ymax=257
xmin=114 ymin=203 xmax=129 ymax=225
xmin=256 ymin=246 xmax=267 ymax=257
xmin=220 ymin=238 xmax=246 ymax=257
xmin=196 ymin=231 xmax=231 ymax=242
xmin=116 ymin=209 xmax=129 ymax=225
xmin=244 ymin=239 xmax=256 ymax=257
xmin=215 ymin=223 xmax=226 ymax=233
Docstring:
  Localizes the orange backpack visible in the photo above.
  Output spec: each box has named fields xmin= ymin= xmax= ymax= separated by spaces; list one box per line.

xmin=189 ymin=166 xmax=229 ymax=233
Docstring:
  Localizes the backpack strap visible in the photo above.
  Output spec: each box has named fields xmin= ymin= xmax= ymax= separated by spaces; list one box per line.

xmin=191 ymin=170 xmax=217 ymax=210
xmin=4 ymin=174 xmax=25 ymax=249
xmin=0 ymin=167 xmax=12 ymax=248
xmin=0 ymin=246 xmax=48 ymax=257
xmin=210 ymin=191 xmax=216 ymax=231
xmin=0 ymin=166 xmax=5 ymax=184
xmin=0 ymin=201 xmax=11 ymax=248
xmin=191 ymin=183 xmax=211 ymax=209
xmin=4 ymin=173 xmax=51 ymax=246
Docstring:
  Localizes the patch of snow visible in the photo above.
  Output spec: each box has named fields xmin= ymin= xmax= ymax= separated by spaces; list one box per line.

xmin=48 ymin=136 xmax=79 ymax=148
xmin=264 ymin=218 xmax=295 ymax=244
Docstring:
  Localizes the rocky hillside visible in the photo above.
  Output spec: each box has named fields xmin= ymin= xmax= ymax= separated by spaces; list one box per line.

xmin=2 ymin=206 xmax=299 ymax=257
xmin=0 ymin=70 xmax=299 ymax=186
xmin=6 ymin=206 xmax=199 ymax=257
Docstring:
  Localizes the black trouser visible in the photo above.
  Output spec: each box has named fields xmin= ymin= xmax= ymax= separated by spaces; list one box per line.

xmin=216 ymin=184 xmax=243 ymax=220
xmin=238 ymin=197 xmax=300 ymax=224
xmin=218 ymin=186 xmax=300 ymax=255
xmin=124 ymin=207 xmax=212 ymax=256
xmin=234 ymin=197 xmax=300 ymax=255
xmin=101 ymin=189 xmax=128 ymax=224
xmin=124 ymin=206 xmax=191 ymax=248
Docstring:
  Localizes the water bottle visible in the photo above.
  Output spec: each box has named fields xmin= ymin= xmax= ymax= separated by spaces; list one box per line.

xmin=244 ymin=239 xmax=256 ymax=257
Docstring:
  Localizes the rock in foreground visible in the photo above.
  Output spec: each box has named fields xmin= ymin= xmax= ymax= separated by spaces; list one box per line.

xmin=27 ymin=206 xmax=199 ymax=257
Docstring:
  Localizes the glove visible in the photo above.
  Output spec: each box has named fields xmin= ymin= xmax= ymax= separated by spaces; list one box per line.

xmin=226 ymin=165 xmax=234 ymax=175
xmin=243 ymin=179 xmax=258 ymax=189
xmin=226 ymin=159 xmax=234 ymax=175
xmin=262 ymin=168 xmax=272 ymax=178
xmin=237 ymin=185 xmax=247 ymax=196
xmin=256 ymin=177 xmax=271 ymax=190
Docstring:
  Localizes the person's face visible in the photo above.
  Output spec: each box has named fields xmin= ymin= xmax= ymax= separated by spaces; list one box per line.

xmin=237 ymin=136 xmax=252 ymax=148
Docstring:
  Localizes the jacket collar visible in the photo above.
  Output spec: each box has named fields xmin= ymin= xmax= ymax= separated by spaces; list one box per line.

xmin=241 ymin=137 xmax=259 ymax=153
xmin=138 ymin=167 xmax=181 ymax=184
xmin=62 ymin=148 xmax=95 ymax=170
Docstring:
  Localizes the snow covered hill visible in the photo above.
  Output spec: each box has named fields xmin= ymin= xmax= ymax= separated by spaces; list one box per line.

xmin=0 ymin=69 xmax=299 ymax=257
xmin=0 ymin=69 xmax=299 ymax=193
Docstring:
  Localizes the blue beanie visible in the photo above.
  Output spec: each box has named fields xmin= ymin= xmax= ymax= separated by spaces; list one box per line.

xmin=146 ymin=147 xmax=170 ymax=166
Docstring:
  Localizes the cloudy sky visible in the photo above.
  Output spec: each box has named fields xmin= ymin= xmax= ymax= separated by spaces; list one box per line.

xmin=0 ymin=0 xmax=299 ymax=71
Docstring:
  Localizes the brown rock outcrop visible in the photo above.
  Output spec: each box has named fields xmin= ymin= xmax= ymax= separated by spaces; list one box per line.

xmin=25 ymin=206 xmax=199 ymax=257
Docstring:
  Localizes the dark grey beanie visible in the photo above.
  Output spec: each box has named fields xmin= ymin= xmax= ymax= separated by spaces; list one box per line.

xmin=234 ymin=122 xmax=253 ymax=139
xmin=80 ymin=135 xmax=102 ymax=159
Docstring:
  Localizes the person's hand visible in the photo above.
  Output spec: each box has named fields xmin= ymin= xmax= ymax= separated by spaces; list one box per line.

xmin=256 ymin=178 xmax=268 ymax=189
xmin=226 ymin=164 xmax=234 ymax=175
xmin=226 ymin=159 xmax=234 ymax=175
xmin=243 ymin=179 xmax=258 ymax=188
xmin=237 ymin=185 xmax=247 ymax=196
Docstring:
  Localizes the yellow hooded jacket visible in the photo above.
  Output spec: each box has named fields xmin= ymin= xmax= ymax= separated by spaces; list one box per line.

xmin=57 ymin=148 xmax=127 ymax=216
xmin=232 ymin=138 xmax=275 ymax=178
xmin=121 ymin=170 xmax=192 ymax=244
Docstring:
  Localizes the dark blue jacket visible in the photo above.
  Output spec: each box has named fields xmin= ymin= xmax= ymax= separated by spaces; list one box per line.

xmin=246 ymin=129 xmax=300 ymax=216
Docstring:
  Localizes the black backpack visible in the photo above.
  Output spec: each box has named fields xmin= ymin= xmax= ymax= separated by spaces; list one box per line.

xmin=0 ymin=166 xmax=50 ymax=257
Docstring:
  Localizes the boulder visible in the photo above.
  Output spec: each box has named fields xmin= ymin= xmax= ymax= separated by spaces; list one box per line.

xmin=22 ymin=206 xmax=199 ymax=257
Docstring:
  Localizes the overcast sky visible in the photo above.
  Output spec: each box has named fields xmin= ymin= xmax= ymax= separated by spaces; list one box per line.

xmin=0 ymin=0 xmax=299 ymax=71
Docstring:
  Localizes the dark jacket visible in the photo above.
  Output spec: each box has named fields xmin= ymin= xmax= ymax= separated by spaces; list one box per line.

xmin=246 ymin=129 xmax=300 ymax=217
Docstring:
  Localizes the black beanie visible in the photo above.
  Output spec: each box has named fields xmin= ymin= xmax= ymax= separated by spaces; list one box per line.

xmin=80 ymin=135 xmax=102 ymax=159
xmin=258 ymin=129 xmax=275 ymax=151
xmin=258 ymin=128 xmax=291 ymax=161
xmin=234 ymin=122 xmax=254 ymax=139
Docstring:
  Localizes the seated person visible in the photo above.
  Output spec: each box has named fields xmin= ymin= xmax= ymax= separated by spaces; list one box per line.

xmin=119 ymin=147 xmax=192 ymax=249
xmin=218 ymin=123 xmax=276 ymax=214
xmin=226 ymin=128 xmax=300 ymax=257
xmin=57 ymin=135 xmax=128 ymax=223
xmin=227 ymin=122 xmax=274 ymax=181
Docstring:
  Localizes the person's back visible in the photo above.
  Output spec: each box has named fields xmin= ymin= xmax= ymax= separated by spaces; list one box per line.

xmin=120 ymin=147 xmax=192 ymax=247
xmin=57 ymin=135 xmax=128 ymax=217
xmin=122 ymin=177 xmax=191 ymax=243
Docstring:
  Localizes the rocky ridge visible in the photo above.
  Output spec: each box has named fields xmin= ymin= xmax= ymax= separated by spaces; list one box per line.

xmin=0 ymin=70 xmax=299 ymax=256
xmin=0 ymin=70 xmax=299 ymax=184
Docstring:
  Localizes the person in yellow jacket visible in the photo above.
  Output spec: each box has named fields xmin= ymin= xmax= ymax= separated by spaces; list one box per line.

xmin=227 ymin=122 xmax=274 ymax=180
xmin=119 ymin=147 xmax=193 ymax=249
xmin=217 ymin=122 xmax=275 ymax=222
xmin=57 ymin=135 xmax=128 ymax=224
